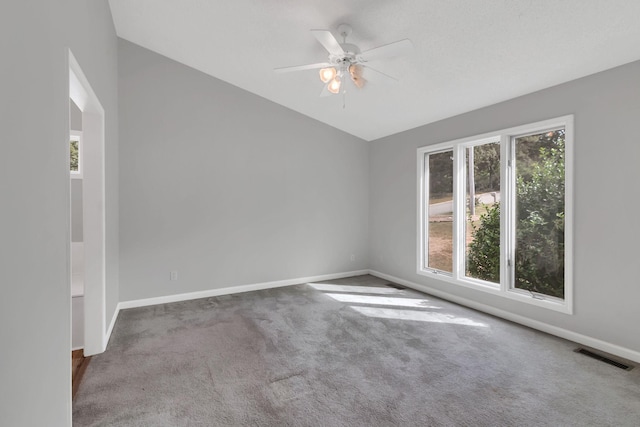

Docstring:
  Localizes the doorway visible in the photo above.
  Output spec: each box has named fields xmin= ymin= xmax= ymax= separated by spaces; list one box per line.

xmin=70 ymin=108 xmax=84 ymax=352
xmin=68 ymin=49 xmax=106 ymax=357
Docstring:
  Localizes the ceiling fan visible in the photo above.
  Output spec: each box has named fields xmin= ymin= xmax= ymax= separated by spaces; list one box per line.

xmin=275 ymin=24 xmax=413 ymax=96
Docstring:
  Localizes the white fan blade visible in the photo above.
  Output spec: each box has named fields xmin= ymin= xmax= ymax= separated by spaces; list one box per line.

xmin=362 ymin=65 xmax=399 ymax=83
xmin=274 ymin=62 xmax=332 ymax=73
xmin=357 ymin=39 xmax=413 ymax=62
xmin=311 ymin=30 xmax=345 ymax=56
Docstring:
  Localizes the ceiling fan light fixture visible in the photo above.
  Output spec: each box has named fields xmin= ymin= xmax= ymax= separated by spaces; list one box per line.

xmin=319 ymin=67 xmax=337 ymax=83
xmin=275 ymin=24 xmax=412 ymax=99
xmin=327 ymin=76 xmax=341 ymax=94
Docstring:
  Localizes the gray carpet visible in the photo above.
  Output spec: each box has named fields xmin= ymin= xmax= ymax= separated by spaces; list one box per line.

xmin=73 ymin=275 xmax=640 ymax=426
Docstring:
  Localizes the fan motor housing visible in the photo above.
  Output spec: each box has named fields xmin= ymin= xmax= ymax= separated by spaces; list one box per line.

xmin=329 ymin=43 xmax=360 ymax=65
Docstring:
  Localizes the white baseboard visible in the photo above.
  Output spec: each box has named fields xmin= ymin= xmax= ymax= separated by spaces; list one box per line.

xmin=118 ymin=270 xmax=369 ymax=310
xmin=368 ymin=269 xmax=640 ymax=364
xmin=104 ymin=270 xmax=367 ymax=351
xmin=106 ymin=267 xmax=640 ymax=364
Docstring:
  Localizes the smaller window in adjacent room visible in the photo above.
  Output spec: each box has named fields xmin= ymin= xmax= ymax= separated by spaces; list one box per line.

xmin=70 ymin=131 xmax=82 ymax=178
xmin=417 ymin=116 xmax=573 ymax=313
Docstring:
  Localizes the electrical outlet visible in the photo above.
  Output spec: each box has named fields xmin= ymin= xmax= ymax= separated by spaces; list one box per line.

xmin=350 ymin=254 xmax=355 ymax=262
xmin=170 ymin=271 xmax=178 ymax=281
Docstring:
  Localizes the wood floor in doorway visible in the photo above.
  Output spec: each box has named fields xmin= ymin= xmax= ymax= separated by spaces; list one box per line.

xmin=72 ymin=350 xmax=91 ymax=399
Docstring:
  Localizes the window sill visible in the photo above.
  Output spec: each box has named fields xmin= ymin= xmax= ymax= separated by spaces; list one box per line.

xmin=417 ymin=268 xmax=572 ymax=314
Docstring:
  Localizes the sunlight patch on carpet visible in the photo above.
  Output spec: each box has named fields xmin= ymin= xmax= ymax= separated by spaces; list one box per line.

xmin=351 ymin=306 xmax=488 ymax=327
xmin=308 ymin=283 xmax=404 ymax=295
xmin=324 ymin=293 xmax=441 ymax=309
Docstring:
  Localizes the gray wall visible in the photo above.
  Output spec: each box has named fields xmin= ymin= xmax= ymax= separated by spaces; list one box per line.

xmin=0 ymin=1 xmax=118 ymax=425
xmin=118 ymin=39 xmax=369 ymax=301
xmin=71 ymin=179 xmax=83 ymax=242
xmin=370 ymin=60 xmax=640 ymax=355
xmin=70 ymin=98 xmax=82 ymax=131
xmin=71 ymin=99 xmax=83 ymax=242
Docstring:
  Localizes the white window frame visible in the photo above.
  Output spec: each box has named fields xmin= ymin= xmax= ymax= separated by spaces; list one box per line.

xmin=70 ymin=130 xmax=83 ymax=179
xmin=417 ymin=116 xmax=574 ymax=314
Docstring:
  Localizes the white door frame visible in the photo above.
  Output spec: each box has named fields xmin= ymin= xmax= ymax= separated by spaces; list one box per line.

xmin=68 ymin=49 xmax=107 ymax=356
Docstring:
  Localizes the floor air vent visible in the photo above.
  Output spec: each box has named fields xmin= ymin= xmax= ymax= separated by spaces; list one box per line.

xmin=574 ymin=348 xmax=633 ymax=371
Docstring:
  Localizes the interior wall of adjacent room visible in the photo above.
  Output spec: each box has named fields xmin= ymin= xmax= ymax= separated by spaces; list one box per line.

xmin=0 ymin=1 xmax=119 ymax=426
xmin=118 ymin=39 xmax=369 ymax=302
xmin=369 ymin=59 xmax=640 ymax=356
xmin=71 ymin=100 xmax=83 ymax=242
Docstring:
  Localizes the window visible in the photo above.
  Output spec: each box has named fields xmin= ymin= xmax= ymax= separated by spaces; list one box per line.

xmin=418 ymin=116 xmax=573 ymax=313
xmin=425 ymin=149 xmax=453 ymax=273
xmin=70 ymin=131 xmax=82 ymax=178
xmin=465 ymin=140 xmax=501 ymax=284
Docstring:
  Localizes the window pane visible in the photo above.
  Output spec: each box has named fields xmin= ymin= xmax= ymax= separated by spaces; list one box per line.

xmin=70 ymin=140 xmax=79 ymax=172
xmin=514 ymin=129 xmax=565 ymax=298
xmin=465 ymin=142 xmax=500 ymax=283
xmin=427 ymin=150 xmax=453 ymax=273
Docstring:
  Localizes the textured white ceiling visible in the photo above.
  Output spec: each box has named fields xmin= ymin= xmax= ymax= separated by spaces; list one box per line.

xmin=108 ymin=0 xmax=640 ymax=141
